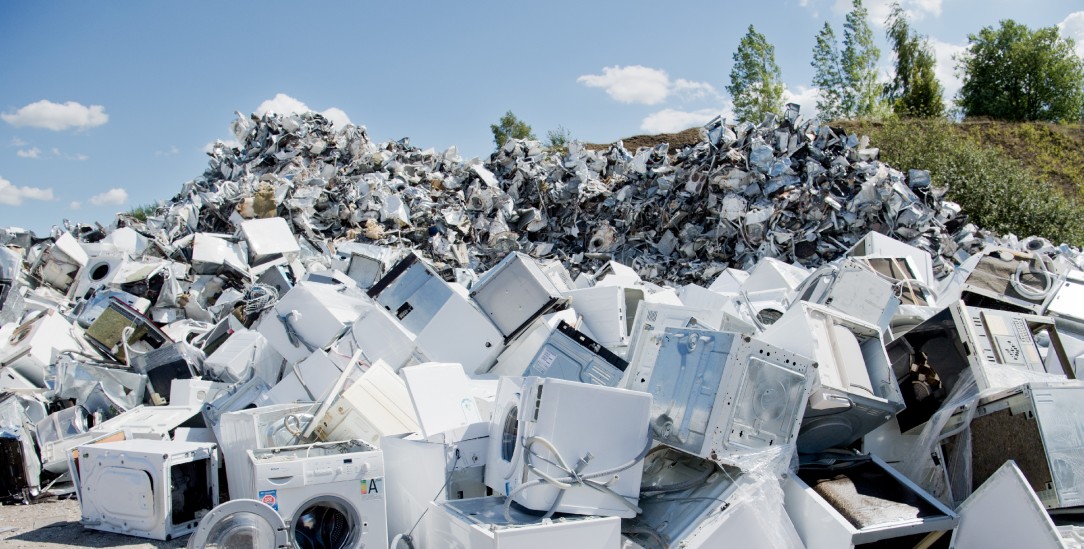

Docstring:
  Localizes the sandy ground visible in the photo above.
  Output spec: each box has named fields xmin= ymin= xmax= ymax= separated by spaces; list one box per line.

xmin=0 ymin=497 xmax=187 ymax=549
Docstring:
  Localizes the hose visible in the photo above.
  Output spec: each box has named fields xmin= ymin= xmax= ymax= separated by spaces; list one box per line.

xmin=279 ymin=310 xmax=316 ymax=351
xmin=390 ymin=534 xmax=414 ymax=549
xmin=502 ymin=432 xmax=653 ymax=523
xmin=639 ymin=465 xmax=714 ymax=495
xmin=1010 ymin=255 xmax=1054 ymax=301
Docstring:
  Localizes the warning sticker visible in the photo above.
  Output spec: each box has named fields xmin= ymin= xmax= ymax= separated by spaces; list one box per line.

xmin=535 ymin=347 xmax=557 ymax=373
xmin=259 ymin=489 xmax=278 ymax=511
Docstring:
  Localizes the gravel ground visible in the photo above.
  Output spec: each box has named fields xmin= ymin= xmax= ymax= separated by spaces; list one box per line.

xmin=0 ymin=497 xmax=187 ymax=549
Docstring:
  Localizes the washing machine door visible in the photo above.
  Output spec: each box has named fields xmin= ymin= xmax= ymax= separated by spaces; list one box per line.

xmin=188 ymin=499 xmax=290 ymax=549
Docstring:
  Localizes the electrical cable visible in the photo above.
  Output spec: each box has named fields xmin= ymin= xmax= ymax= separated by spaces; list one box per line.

xmin=120 ymin=325 xmax=139 ymax=366
xmin=503 ymin=432 xmax=653 ymax=523
xmin=241 ymin=283 xmax=279 ymax=317
xmin=279 ymin=310 xmax=316 ymax=351
xmin=391 ymin=445 xmax=462 ymax=549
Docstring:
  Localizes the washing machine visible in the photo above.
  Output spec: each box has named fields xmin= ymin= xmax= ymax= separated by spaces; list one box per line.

xmin=367 ymin=252 xmax=503 ymax=375
xmin=255 ymin=281 xmax=369 ymax=365
xmin=240 ymin=217 xmax=301 ymax=265
xmin=0 ymin=308 xmax=81 ymax=388
xmin=484 ymin=376 xmax=651 ymax=518
xmin=313 ymin=360 xmax=419 ymax=447
xmin=789 ymin=258 xmax=901 ymax=332
xmin=202 ymin=374 xmax=272 ymax=442
xmin=77 ymin=439 xmax=219 ymax=541
xmin=643 ymin=328 xmax=815 ymax=460
xmin=203 ymin=328 xmax=285 ymax=385
xmin=623 ymin=448 xmax=744 ymax=549
xmin=218 ymin=403 xmax=315 ymax=500
xmin=522 ymin=320 xmax=627 ymax=387
xmin=621 ymin=302 xmax=721 ymax=392
xmin=69 ymin=253 xmax=127 ymax=301
xmin=247 ymin=440 xmax=388 ymax=549
xmin=759 ymin=302 xmax=904 ymax=453
xmin=469 ymin=251 xmax=567 ymax=339
xmin=562 ymin=284 xmax=645 ymax=352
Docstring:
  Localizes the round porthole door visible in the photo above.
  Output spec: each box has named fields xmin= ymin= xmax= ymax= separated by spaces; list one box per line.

xmin=188 ymin=499 xmax=290 ymax=549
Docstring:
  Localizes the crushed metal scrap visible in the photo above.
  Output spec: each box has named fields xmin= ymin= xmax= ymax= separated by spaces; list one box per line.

xmin=168 ymin=106 xmax=988 ymax=284
xmin=0 ymin=106 xmax=1081 ymax=549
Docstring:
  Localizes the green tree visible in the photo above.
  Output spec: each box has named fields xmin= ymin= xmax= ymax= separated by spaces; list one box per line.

xmin=811 ymin=22 xmax=846 ymax=121
xmin=727 ymin=25 xmax=785 ymax=123
xmin=545 ymin=125 xmax=571 ymax=154
xmin=490 ymin=111 xmax=535 ymax=148
xmin=957 ymin=20 xmax=1084 ymax=122
xmin=885 ymin=3 xmax=944 ymax=117
xmin=842 ymin=0 xmax=884 ymax=117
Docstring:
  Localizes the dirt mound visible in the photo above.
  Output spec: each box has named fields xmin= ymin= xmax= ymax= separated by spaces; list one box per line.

xmin=584 ymin=127 xmax=702 ymax=152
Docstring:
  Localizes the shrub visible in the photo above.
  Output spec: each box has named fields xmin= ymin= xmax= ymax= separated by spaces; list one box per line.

xmin=856 ymin=118 xmax=1084 ymax=246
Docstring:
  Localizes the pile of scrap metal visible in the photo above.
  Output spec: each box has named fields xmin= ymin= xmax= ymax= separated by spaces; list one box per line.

xmin=143 ymin=105 xmax=1001 ymax=289
xmin=0 ymin=108 xmax=1080 ymax=548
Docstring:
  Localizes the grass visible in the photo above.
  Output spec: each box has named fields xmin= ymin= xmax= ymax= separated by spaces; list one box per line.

xmin=955 ymin=120 xmax=1084 ymax=198
xmin=839 ymin=118 xmax=1084 ymax=246
xmin=125 ymin=203 xmax=158 ymax=222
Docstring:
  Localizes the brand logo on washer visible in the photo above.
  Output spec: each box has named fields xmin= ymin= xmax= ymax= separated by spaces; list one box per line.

xmin=360 ymin=478 xmax=382 ymax=496
xmin=259 ymin=489 xmax=278 ymax=510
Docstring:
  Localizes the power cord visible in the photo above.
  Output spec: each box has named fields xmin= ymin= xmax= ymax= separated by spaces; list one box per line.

xmin=278 ymin=310 xmax=316 ymax=351
xmin=390 ymin=445 xmax=462 ymax=549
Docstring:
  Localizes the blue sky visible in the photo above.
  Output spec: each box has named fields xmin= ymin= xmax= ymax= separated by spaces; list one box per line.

xmin=2 ymin=1 xmax=1082 ymax=234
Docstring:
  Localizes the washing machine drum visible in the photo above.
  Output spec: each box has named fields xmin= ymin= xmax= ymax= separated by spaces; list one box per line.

xmin=188 ymin=499 xmax=290 ymax=549
xmin=290 ymin=495 xmax=362 ymax=549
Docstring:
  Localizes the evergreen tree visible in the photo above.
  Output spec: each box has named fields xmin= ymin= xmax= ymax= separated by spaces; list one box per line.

xmin=842 ymin=0 xmax=884 ymax=117
xmin=811 ymin=22 xmax=846 ymax=121
xmin=727 ymin=25 xmax=785 ymax=123
xmin=885 ymin=3 xmax=944 ymax=117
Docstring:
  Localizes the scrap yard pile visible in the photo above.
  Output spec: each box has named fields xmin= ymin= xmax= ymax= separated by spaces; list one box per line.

xmin=0 ymin=107 xmax=1082 ymax=548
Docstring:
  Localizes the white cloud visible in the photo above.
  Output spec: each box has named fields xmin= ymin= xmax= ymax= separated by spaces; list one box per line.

xmin=69 ymin=201 xmax=82 ymax=210
xmin=16 ymin=147 xmax=41 ymax=159
xmin=672 ymin=79 xmax=721 ymax=102
xmin=784 ymin=85 xmax=821 ymax=119
xmin=0 ymin=175 xmax=55 ymax=206
xmin=37 ymin=147 xmax=89 ymax=161
xmin=155 ymin=145 xmax=180 ymax=157
xmin=830 ymin=0 xmax=941 ymax=25
xmin=254 ymin=93 xmax=352 ymax=128
xmin=89 ymin=188 xmax=128 ymax=206
xmin=1059 ymin=12 xmax=1084 ymax=58
xmin=1 ymin=100 xmax=108 ymax=131
xmin=203 ymin=139 xmax=242 ymax=154
xmin=320 ymin=107 xmax=352 ymax=129
xmin=578 ymin=66 xmax=674 ymax=105
xmin=10 ymin=138 xmax=26 ymax=147
xmin=640 ymin=106 xmax=734 ymax=134
xmin=930 ymin=38 xmax=967 ymax=103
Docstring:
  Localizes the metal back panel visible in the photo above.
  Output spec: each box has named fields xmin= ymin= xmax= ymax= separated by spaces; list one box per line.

xmin=524 ymin=321 xmax=626 ymax=387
